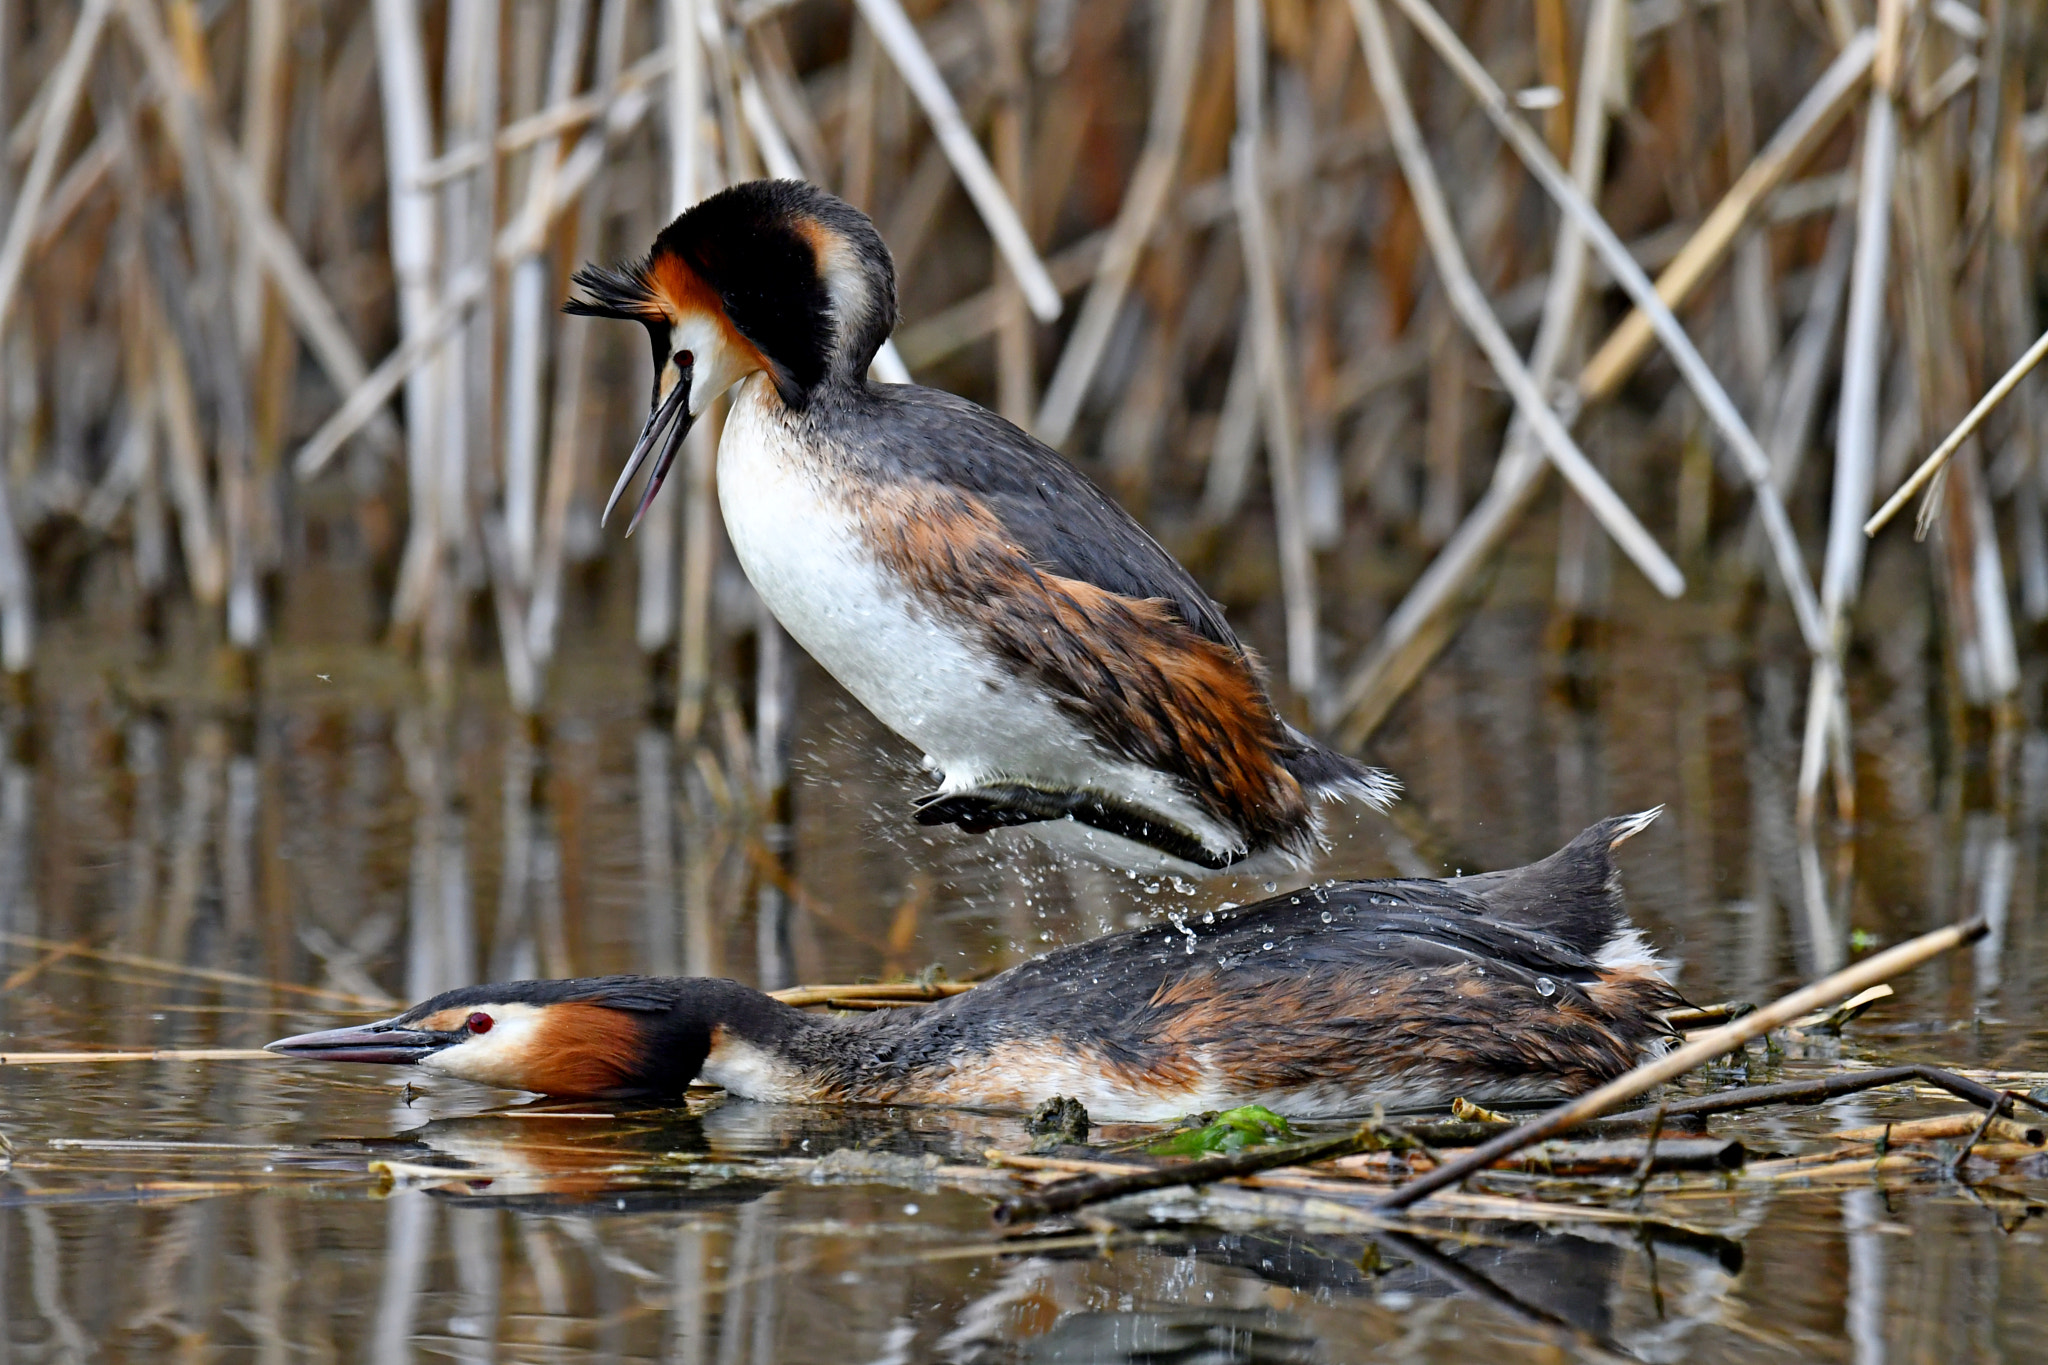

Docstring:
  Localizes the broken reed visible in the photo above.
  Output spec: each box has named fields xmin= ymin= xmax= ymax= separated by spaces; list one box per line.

xmin=0 ymin=0 xmax=2040 ymax=822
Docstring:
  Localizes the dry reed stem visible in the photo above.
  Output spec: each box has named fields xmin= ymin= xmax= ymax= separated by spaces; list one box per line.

xmin=1328 ymin=0 xmax=1622 ymax=741
xmin=1866 ymin=324 xmax=2048 ymax=536
xmin=372 ymin=0 xmax=446 ymax=636
xmin=851 ymin=0 xmax=1059 ymax=321
xmin=123 ymin=0 xmax=266 ymax=648
xmin=1233 ymin=0 xmax=1319 ymax=699
xmin=292 ymin=266 xmax=490 ymax=479
xmin=206 ymin=137 xmax=400 ymax=454
xmin=1350 ymin=0 xmax=1685 ymax=602
xmin=896 ymin=230 xmax=1103 ymax=367
xmin=0 ymin=0 xmax=108 ymax=339
xmin=501 ymin=0 xmax=595 ymax=594
xmin=1033 ymin=0 xmax=1205 ymax=446
xmin=419 ymin=46 xmax=675 ymax=184
xmin=1835 ymin=1113 xmax=2044 ymax=1146
xmin=1791 ymin=43 xmax=1901 ymax=822
xmin=1579 ymin=30 xmax=1877 ymax=399
xmin=233 ymin=0 xmax=288 ymax=365
xmin=1375 ymin=916 xmax=1987 ymax=1211
xmin=149 ymin=305 xmax=227 ymax=604
xmin=29 ymin=126 xmax=117 ymax=246
xmin=1383 ymin=0 xmax=1821 ymax=647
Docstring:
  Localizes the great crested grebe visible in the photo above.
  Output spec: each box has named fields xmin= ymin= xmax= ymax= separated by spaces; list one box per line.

xmin=270 ymin=812 xmax=1679 ymax=1119
xmin=563 ymin=179 xmax=1394 ymax=876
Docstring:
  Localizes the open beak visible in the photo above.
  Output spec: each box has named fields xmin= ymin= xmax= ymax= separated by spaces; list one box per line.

xmin=603 ymin=356 xmax=696 ymax=537
xmin=266 ymin=1022 xmax=449 ymax=1066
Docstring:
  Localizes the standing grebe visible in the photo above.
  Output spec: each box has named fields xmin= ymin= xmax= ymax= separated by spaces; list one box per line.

xmin=270 ymin=813 xmax=1679 ymax=1119
xmin=564 ymin=179 xmax=1394 ymax=876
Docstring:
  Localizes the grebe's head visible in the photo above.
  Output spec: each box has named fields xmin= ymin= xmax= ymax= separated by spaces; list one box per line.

xmin=267 ymin=976 xmax=733 ymax=1099
xmin=565 ymin=179 xmax=898 ymax=533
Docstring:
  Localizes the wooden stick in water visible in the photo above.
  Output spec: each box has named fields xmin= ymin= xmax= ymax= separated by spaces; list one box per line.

xmin=1374 ymin=917 xmax=1988 ymax=1212
xmin=768 ymin=981 xmax=977 ymax=1008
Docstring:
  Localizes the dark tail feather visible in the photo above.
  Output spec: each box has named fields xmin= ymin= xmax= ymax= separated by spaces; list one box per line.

xmin=1278 ymin=728 xmax=1400 ymax=811
xmin=1451 ymin=809 xmax=1663 ymax=965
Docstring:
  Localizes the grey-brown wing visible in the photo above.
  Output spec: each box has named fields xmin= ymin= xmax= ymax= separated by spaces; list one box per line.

xmin=851 ymin=385 xmax=1242 ymax=652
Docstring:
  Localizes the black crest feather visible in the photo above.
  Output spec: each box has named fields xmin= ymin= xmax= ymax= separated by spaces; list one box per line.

xmin=563 ymin=261 xmax=663 ymax=322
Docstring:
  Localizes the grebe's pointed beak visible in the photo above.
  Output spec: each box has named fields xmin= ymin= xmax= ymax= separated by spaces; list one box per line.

xmin=266 ymin=1021 xmax=448 ymax=1066
xmin=604 ymin=356 xmax=696 ymax=537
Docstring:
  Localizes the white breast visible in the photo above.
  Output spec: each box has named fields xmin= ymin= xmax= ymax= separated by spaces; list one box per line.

xmin=715 ymin=379 xmax=1231 ymax=864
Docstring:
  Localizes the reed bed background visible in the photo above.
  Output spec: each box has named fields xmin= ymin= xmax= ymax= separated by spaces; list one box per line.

xmin=0 ymin=0 xmax=2041 ymax=854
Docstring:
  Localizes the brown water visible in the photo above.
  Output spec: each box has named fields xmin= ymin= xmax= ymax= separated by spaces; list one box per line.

xmin=2 ymin=568 xmax=2045 ymax=1362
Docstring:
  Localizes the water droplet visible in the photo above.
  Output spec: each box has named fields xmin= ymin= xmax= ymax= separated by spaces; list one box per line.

xmin=1263 ymin=941 xmax=1275 ymax=951
xmin=1536 ymin=977 xmax=1557 ymax=997
xmin=1202 ymin=911 xmax=1216 ymax=924
xmin=1320 ymin=910 xmax=1333 ymax=923
xmin=1263 ymin=882 xmax=1278 ymax=893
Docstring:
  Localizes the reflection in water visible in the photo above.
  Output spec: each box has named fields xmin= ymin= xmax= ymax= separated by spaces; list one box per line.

xmin=0 ymin=585 xmax=2044 ymax=1361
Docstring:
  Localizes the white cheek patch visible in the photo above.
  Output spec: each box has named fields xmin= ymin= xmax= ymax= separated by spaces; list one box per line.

xmin=417 ymin=1002 xmax=549 ymax=1092
xmin=674 ymin=313 xmax=759 ymax=415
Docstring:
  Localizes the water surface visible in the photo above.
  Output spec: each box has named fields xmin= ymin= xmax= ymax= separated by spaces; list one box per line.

xmin=2 ymin=579 xmax=2044 ymax=1362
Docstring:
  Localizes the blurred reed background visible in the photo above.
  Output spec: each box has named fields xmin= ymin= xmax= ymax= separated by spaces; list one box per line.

xmin=0 ymin=0 xmax=2041 ymax=853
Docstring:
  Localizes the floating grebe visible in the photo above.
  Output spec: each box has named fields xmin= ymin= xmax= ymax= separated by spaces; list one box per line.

xmin=564 ymin=179 xmax=1394 ymax=876
xmin=270 ymin=813 xmax=1678 ymax=1119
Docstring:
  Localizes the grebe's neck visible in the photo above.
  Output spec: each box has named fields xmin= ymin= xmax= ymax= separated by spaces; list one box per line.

xmin=693 ymin=979 xmax=882 ymax=1102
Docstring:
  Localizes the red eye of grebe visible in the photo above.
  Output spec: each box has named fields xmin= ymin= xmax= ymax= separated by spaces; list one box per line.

xmin=466 ymin=1012 xmax=493 ymax=1034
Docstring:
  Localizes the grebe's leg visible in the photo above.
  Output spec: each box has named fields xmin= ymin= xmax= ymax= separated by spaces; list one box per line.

xmin=912 ymin=784 xmax=1243 ymax=870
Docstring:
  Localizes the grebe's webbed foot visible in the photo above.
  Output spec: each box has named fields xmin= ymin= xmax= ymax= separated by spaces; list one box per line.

xmin=912 ymin=784 xmax=1246 ymax=870
xmin=912 ymin=788 xmax=1062 ymax=834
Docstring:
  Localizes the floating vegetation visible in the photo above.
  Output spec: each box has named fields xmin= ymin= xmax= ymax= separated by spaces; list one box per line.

xmin=1144 ymin=1104 xmax=1295 ymax=1157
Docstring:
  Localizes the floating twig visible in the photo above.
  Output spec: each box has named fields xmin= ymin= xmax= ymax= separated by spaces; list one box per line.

xmin=769 ymin=980 xmax=976 ymax=1008
xmin=1374 ymin=917 xmax=1988 ymax=1211
xmin=1601 ymin=1064 xmax=2048 ymax=1127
